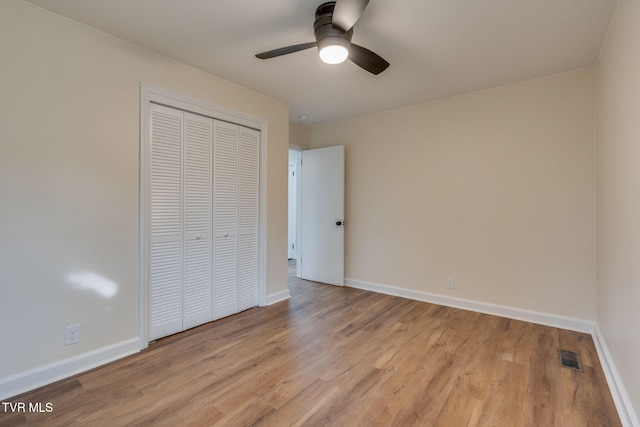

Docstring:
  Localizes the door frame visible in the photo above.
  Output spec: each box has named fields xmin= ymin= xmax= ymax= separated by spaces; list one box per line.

xmin=139 ymin=83 xmax=268 ymax=349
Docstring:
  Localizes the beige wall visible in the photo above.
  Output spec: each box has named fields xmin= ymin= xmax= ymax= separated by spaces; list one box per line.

xmin=596 ymin=0 xmax=640 ymax=418
xmin=289 ymin=122 xmax=310 ymax=149
xmin=0 ymin=0 xmax=288 ymax=380
xmin=309 ymin=69 xmax=596 ymax=320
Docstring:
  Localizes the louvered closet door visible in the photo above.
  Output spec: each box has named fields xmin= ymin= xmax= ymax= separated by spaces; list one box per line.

xmin=183 ymin=112 xmax=213 ymax=329
xmin=149 ymin=104 xmax=183 ymax=341
xmin=213 ymin=120 xmax=239 ymax=319
xmin=238 ymin=127 xmax=259 ymax=311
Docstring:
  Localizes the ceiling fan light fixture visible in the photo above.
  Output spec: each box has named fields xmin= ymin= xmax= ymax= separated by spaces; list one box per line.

xmin=318 ymin=37 xmax=349 ymax=64
xmin=254 ymin=0 xmax=389 ymax=75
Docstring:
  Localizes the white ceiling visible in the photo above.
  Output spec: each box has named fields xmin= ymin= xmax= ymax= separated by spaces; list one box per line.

xmin=26 ymin=0 xmax=617 ymax=125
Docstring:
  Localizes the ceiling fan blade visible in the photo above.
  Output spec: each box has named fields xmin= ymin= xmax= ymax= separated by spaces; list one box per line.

xmin=256 ymin=42 xmax=317 ymax=59
xmin=349 ymin=43 xmax=389 ymax=75
xmin=332 ymin=0 xmax=370 ymax=32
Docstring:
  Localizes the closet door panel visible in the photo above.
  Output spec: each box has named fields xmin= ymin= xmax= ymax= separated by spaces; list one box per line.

xmin=239 ymin=234 xmax=258 ymax=310
xmin=149 ymin=105 xmax=183 ymax=340
xmin=183 ymin=113 xmax=213 ymax=329
xmin=239 ymin=127 xmax=259 ymax=234
xmin=238 ymin=127 xmax=259 ymax=310
xmin=150 ymin=240 xmax=182 ymax=340
xmin=213 ymin=121 xmax=239 ymax=235
xmin=147 ymin=104 xmax=260 ymax=340
xmin=184 ymin=238 xmax=212 ymax=328
xmin=184 ymin=113 xmax=213 ymax=238
xmin=214 ymin=236 xmax=238 ymax=318
xmin=213 ymin=120 xmax=239 ymax=318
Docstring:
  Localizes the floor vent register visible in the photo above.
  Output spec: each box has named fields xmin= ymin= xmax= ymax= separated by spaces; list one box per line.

xmin=558 ymin=349 xmax=582 ymax=371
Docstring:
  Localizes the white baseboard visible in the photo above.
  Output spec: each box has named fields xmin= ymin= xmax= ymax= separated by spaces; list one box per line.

xmin=345 ymin=277 xmax=595 ymax=333
xmin=592 ymin=325 xmax=640 ymax=427
xmin=267 ymin=289 xmax=291 ymax=306
xmin=0 ymin=337 xmax=141 ymax=401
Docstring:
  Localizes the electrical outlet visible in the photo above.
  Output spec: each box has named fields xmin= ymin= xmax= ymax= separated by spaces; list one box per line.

xmin=446 ymin=277 xmax=454 ymax=290
xmin=64 ymin=324 xmax=80 ymax=345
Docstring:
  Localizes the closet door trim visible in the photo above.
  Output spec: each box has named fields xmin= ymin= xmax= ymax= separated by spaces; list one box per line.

xmin=140 ymin=83 xmax=267 ymax=349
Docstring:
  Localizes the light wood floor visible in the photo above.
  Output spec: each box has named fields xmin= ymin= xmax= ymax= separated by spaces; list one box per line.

xmin=1 ymin=262 xmax=620 ymax=426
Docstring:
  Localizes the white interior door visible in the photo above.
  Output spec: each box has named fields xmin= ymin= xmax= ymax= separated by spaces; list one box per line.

xmin=238 ymin=126 xmax=259 ymax=312
xmin=299 ymin=145 xmax=344 ymax=286
xmin=149 ymin=104 xmax=183 ymax=340
xmin=183 ymin=112 xmax=213 ymax=330
xmin=213 ymin=120 xmax=239 ymax=319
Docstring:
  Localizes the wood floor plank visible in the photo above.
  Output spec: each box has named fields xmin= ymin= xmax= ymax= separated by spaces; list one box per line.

xmin=433 ymin=391 xmax=482 ymax=427
xmin=0 ymin=263 xmax=621 ymax=426
xmin=475 ymin=358 xmax=528 ymax=426
xmin=254 ymin=380 xmax=337 ymax=426
xmin=523 ymin=331 xmax=563 ymax=426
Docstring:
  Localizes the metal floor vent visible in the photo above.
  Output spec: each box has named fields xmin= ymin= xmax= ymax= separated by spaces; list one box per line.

xmin=559 ymin=349 xmax=582 ymax=371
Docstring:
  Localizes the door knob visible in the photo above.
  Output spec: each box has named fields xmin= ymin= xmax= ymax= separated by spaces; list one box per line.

xmin=336 ymin=221 xmax=343 ymax=226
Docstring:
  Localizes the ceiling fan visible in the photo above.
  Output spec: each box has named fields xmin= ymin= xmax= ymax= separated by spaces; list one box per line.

xmin=255 ymin=0 xmax=390 ymax=75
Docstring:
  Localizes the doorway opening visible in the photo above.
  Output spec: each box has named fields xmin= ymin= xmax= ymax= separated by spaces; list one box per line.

xmin=288 ymin=145 xmax=345 ymax=287
xmin=288 ymin=149 xmax=301 ymax=273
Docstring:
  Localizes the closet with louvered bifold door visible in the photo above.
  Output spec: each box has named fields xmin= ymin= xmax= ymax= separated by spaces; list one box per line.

xmin=148 ymin=103 xmax=259 ymax=341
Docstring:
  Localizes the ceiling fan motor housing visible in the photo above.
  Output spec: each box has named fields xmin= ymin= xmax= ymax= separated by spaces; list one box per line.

xmin=314 ymin=1 xmax=353 ymax=47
